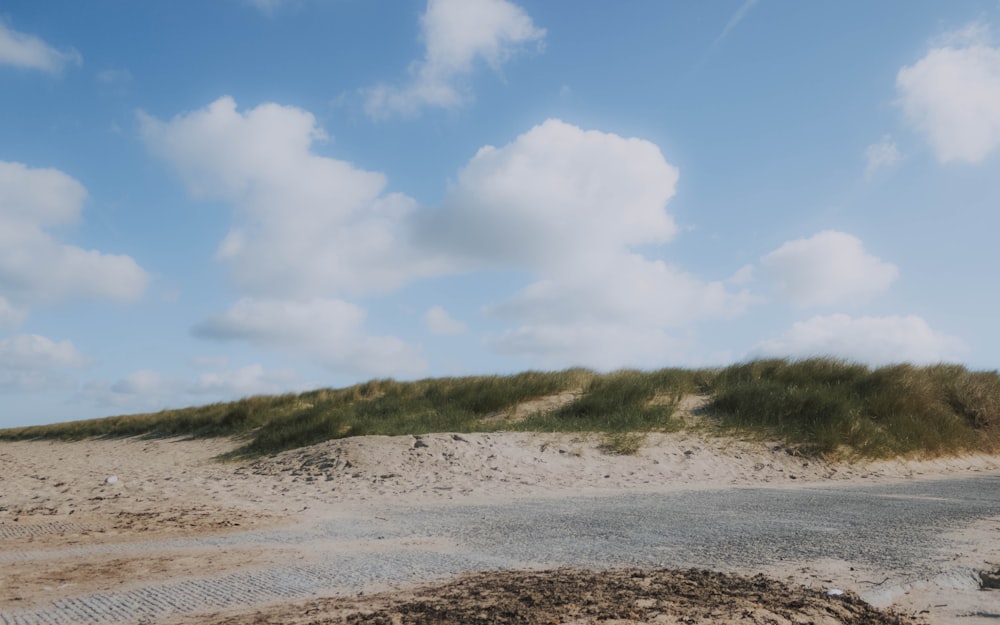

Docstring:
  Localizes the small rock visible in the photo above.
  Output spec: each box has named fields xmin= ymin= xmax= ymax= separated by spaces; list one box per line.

xmin=104 ymin=475 xmax=119 ymax=485
xmin=826 ymin=589 xmax=844 ymax=596
xmin=413 ymin=439 xmax=429 ymax=449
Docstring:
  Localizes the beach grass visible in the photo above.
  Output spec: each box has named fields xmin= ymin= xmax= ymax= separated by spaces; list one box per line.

xmin=1 ymin=359 xmax=997 ymax=460
xmin=707 ymin=359 xmax=1000 ymax=457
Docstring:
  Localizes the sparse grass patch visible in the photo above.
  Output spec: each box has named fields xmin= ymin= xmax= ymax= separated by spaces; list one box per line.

xmin=599 ymin=432 xmax=646 ymax=455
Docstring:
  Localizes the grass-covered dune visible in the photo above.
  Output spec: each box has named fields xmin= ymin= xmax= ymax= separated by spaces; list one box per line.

xmin=2 ymin=359 xmax=998 ymax=460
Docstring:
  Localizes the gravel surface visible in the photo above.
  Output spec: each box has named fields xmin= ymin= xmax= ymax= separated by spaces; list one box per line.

xmin=391 ymin=476 xmax=1000 ymax=575
xmin=3 ymin=475 xmax=999 ymax=624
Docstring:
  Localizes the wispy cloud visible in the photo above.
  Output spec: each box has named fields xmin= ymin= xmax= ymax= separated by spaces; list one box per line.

xmin=865 ymin=135 xmax=902 ymax=178
xmin=0 ymin=19 xmax=81 ymax=73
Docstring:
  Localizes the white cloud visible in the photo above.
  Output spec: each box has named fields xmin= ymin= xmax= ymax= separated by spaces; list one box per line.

xmin=0 ymin=162 xmax=149 ymax=310
xmin=82 ymin=363 xmax=300 ymax=411
xmin=727 ymin=264 xmax=754 ymax=286
xmin=144 ymin=102 xmax=746 ymax=372
xmin=111 ymin=369 xmax=173 ymax=395
xmin=0 ymin=20 xmax=82 ymax=73
xmin=96 ymin=68 xmax=132 ymax=88
xmin=0 ymin=333 xmax=88 ymax=369
xmin=191 ymin=355 xmax=231 ymax=369
xmin=491 ymin=323 xmax=691 ymax=371
xmin=897 ymin=23 xmax=1000 ymax=163
xmin=422 ymin=119 xmax=749 ymax=368
xmin=931 ymin=21 xmax=992 ymax=48
xmin=141 ymin=98 xmax=432 ymax=378
xmin=0 ymin=297 xmax=27 ymax=328
xmin=487 ymin=256 xmax=750 ymax=369
xmin=193 ymin=363 xmax=297 ymax=396
xmin=424 ymin=305 xmax=467 ymax=335
xmin=0 ymin=333 xmax=88 ymax=391
xmin=760 ymin=231 xmax=899 ymax=307
xmin=865 ymin=135 xmax=901 ymax=177
xmin=753 ymin=314 xmax=967 ymax=365
xmin=106 ymin=364 xmax=294 ymax=398
xmin=421 ymin=119 xmax=680 ymax=272
xmin=139 ymin=97 xmax=443 ymax=297
xmin=0 ymin=160 xmax=87 ymax=225
xmin=363 ymin=0 xmax=545 ymax=118
xmin=193 ymin=297 xmax=426 ymax=377
xmin=489 ymin=255 xmax=743 ymax=329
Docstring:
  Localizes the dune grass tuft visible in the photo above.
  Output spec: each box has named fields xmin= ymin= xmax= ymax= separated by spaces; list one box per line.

xmin=707 ymin=359 xmax=1000 ymax=457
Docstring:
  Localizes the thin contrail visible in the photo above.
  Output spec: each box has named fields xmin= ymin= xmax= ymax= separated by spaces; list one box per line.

xmin=690 ymin=0 xmax=760 ymax=77
xmin=711 ymin=0 xmax=759 ymax=50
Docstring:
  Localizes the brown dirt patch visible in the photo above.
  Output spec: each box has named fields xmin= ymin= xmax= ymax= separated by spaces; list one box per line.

xmin=194 ymin=568 xmax=913 ymax=625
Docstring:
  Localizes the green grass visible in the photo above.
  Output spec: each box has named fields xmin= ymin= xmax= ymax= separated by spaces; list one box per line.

xmin=1 ymin=359 xmax=998 ymax=460
xmin=707 ymin=359 xmax=1000 ymax=457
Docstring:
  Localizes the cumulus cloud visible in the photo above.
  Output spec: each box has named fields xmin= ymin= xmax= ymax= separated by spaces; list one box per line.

xmin=193 ymin=297 xmax=426 ymax=377
xmin=753 ymin=314 xmax=967 ymax=365
xmin=421 ymin=119 xmax=680 ymax=272
xmin=144 ymin=101 xmax=747 ymax=372
xmin=0 ymin=161 xmax=149 ymax=310
xmin=140 ymin=97 xmax=435 ymax=379
xmin=423 ymin=119 xmax=749 ymax=368
xmin=0 ymin=333 xmax=89 ymax=391
xmin=897 ymin=22 xmax=1000 ymax=163
xmin=363 ymin=0 xmax=545 ymax=118
xmin=0 ymin=20 xmax=82 ymax=73
xmin=865 ymin=135 xmax=901 ymax=177
xmin=139 ymin=97 xmax=442 ymax=297
xmin=760 ymin=231 xmax=899 ymax=307
xmin=424 ymin=305 xmax=467 ymax=335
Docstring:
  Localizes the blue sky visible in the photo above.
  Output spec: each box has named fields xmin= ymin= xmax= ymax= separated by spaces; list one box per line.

xmin=2 ymin=0 xmax=999 ymax=427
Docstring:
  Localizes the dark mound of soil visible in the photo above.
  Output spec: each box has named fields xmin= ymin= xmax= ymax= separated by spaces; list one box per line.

xmin=207 ymin=568 xmax=913 ymax=625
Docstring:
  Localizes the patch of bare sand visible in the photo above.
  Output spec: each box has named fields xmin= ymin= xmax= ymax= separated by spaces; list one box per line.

xmin=237 ymin=429 xmax=1000 ymax=507
xmin=3 ymin=545 xmax=297 ymax=611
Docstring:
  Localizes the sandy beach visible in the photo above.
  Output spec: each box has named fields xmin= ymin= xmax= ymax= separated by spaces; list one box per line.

xmin=2 ymin=430 xmax=999 ymax=624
